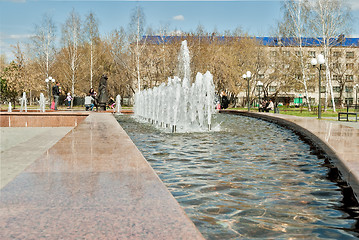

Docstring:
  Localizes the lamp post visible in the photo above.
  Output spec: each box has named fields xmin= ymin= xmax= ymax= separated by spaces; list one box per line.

xmin=257 ymin=81 xmax=263 ymax=112
xmin=45 ymin=76 xmax=55 ymax=107
xmin=355 ymin=84 xmax=359 ymax=110
xmin=311 ymin=54 xmax=325 ymax=119
xmin=243 ymin=71 xmax=252 ymax=111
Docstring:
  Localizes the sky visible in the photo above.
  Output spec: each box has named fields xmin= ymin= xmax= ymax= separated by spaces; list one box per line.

xmin=1 ymin=0 xmax=359 ymax=62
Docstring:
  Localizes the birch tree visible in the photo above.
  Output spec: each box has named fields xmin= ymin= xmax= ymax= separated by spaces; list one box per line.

xmin=128 ymin=6 xmax=146 ymax=92
xmin=278 ymin=0 xmax=313 ymax=110
xmin=30 ymin=14 xmax=56 ymax=80
xmin=84 ymin=12 xmax=99 ymax=89
xmin=62 ymin=9 xmax=82 ymax=106
xmin=308 ymin=0 xmax=352 ymax=111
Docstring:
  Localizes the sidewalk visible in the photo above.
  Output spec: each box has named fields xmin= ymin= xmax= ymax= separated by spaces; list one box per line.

xmin=0 ymin=112 xmax=203 ymax=239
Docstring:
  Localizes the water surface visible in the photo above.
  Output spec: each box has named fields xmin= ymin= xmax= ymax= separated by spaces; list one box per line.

xmin=116 ymin=114 xmax=359 ymax=239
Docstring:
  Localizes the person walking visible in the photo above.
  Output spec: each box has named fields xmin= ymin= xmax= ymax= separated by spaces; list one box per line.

xmin=52 ymin=82 xmax=61 ymax=110
xmin=65 ymin=92 xmax=72 ymax=109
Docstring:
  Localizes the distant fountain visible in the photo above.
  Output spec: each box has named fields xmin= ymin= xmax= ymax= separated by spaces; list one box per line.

xmin=8 ymin=102 xmax=12 ymax=112
xmin=134 ymin=40 xmax=215 ymax=132
xmin=20 ymin=92 xmax=27 ymax=112
xmin=115 ymin=95 xmax=122 ymax=113
xmin=39 ymin=93 xmax=45 ymax=112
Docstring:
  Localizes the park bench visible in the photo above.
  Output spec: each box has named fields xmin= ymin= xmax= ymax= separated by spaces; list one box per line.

xmin=338 ymin=112 xmax=358 ymax=122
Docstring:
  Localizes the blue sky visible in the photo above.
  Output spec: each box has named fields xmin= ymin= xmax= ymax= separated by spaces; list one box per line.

xmin=1 ymin=0 xmax=359 ymax=62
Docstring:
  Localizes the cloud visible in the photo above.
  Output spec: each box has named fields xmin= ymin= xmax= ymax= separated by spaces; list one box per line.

xmin=347 ymin=0 xmax=359 ymax=10
xmin=173 ymin=15 xmax=185 ymax=21
xmin=0 ymin=33 xmax=34 ymax=40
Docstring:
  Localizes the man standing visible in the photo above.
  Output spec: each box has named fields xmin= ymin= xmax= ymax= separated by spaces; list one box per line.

xmin=52 ymin=82 xmax=61 ymax=110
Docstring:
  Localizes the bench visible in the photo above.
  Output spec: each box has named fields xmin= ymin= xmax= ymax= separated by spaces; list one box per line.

xmin=338 ymin=112 xmax=358 ymax=122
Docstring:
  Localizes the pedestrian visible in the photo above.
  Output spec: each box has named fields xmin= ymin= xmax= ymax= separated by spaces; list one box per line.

xmin=52 ymin=82 xmax=61 ymax=110
xmin=84 ymin=93 xmax=94 ymax=111
xmin=266 ymin=99 xmax=274 ymax=112
xmin=220 ymin=91 xmax=229 ymax=109
xmin=65 ymin=92 xmax=72 ymax=109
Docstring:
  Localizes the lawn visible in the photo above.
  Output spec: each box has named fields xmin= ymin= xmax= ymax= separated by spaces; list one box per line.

xmin=228 ymin=106 xmax=357 ymax=118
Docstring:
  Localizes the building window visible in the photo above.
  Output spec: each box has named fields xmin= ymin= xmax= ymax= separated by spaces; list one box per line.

xmin=258 ymin=74 xmax=264 ymax=79
xmin=345 ymin=86 xmax=353 ymax=93
xmin=295 ymin=51 xmax=302 ymax=57
xmin=333 ymin=86 xmax=341 ymax=92
xmin=346 ymin=63 xmax=354 ymax=69
xmin=309 ymin=74 xmax=316 ymax=80
xmin=307 ymin=86 xmax=315 ymax=92
xmin=346 ymin=51 xmax=354 ymax=59
xmin=271 ymin=51 xmax=278 ymax=57
xmin=346 ymin=75 xmax=354 ymax=82
xmin=269 ymin=86 xmax=277 ymax=92
xmin=332 ymin=62 xmax=341 ymax=69
xmin=332 ymin=75 xmax=342 ymax=81
xmin=320 ymin=86 xmax=326 ymax=93
xmin=333 ymin=51 xmax=341 ymax=57
xmin=282 ymin=51 xmax=290 ymax=57
xmin=309 ymin=51 xmax=316 ymax=58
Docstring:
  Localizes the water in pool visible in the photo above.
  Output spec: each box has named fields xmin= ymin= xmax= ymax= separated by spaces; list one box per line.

xmin=116 ymin=114 xmax=359 ymax=239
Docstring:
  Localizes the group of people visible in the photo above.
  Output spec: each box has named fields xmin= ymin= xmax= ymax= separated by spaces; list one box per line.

xmin=51 ymin=81 xmax=73 ymax=110
xmin=259 ymin=99 xmax=274 ymax=112
xmin=84 ymin=88 xmax=116 ymax=111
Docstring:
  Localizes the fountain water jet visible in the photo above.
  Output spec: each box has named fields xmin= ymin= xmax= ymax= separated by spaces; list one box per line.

xmin=39 ymin=93 xmax=46 ymax=112
xmin=134 ymin=40 xmax=216 ymax=132
xmin=8 ymin=102 xmax=12 ymax=112
xmin=20 ymin=92 xmax=27 ymax=112
xmin=115 ymin=95 xmax=122 ymax=113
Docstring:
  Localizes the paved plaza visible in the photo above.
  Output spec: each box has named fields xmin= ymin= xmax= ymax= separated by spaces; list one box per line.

xmin=0 ymin=111 xmax=358 ymax=239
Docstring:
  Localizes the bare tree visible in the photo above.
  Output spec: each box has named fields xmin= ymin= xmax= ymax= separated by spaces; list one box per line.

xmin=278 ymin=0 xmax=313 ymax=110
xmin=30 ymin=13 xmax=56 ymax=79
xmin=308 ymin=0 xmax=352 ymax=111
xmin=84 ymin=12 xmax=99 ymax=89
xmin=61 ymin=9 xmax=82 ymax=105
xmin=128 ymin=6 xmax=146 ymax=92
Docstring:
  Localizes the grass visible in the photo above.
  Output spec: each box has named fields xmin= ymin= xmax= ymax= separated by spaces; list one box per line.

xmin=227 ymin=106 xmax=357 ymax=118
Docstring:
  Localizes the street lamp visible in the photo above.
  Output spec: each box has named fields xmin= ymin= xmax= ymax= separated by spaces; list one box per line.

xmin=243 ymin=71 xmax=252 ymax=111
xmin=257 ymin=81 xmax=263 ymax=112
xmin=45 ymin=76 xmax=55 ymax=107
xmin=355 ymin=84 xmax=359 ymax=110
xmin=311 ymin=54 xmax=325 ymax=119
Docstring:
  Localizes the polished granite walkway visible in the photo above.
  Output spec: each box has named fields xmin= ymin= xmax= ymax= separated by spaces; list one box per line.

xmin=0 ymin=113 xmax=204 ymax=239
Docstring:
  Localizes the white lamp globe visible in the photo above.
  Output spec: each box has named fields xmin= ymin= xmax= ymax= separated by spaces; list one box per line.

xmin=311 ymin=58 xmax=318 ymax=66
xmin=317 ymin=54 xmax=325 ymax=64
xmin=242 ymin=74 xmax=247 ymax=79
xmin=246 ymin=71 xmax=252 ymax=78
xmin=45 ymin=78 xmax=49 ymax=83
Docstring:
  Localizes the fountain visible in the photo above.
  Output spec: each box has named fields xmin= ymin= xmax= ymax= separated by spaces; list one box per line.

xmin=116 ymin=114 xmax=359 ymax=239
xmin=115 ymin=95 xmax=122 ymax=113
xmin=20 ymin=92 xmax=27 ymax=112
xmin=8 ymin=102 xmax=12 ymax=112
xmin=39 ymin=93 xmax=45 ymax=112
xmin=134 ymin=40 xmax=216 ymax=132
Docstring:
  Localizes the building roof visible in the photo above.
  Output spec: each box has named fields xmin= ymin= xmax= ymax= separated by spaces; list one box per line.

xmin=142 ymin=35 xmax=359 ymax=47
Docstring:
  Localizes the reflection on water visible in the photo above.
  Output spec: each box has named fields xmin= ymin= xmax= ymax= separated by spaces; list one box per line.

xmin=116 ymin=114 xmax=359 ymax=239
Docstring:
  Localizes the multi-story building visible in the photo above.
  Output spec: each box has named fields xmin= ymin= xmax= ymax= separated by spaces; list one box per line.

xmin=142 ymin=36 xmax=359 ymax=108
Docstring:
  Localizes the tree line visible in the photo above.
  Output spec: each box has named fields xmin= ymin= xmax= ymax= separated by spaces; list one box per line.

xmin=0 ymin=0 xmax=356 ymax=110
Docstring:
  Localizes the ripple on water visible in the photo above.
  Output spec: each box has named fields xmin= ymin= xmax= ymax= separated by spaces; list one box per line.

xmin=116 ymin=114 xmax=359 ymax=239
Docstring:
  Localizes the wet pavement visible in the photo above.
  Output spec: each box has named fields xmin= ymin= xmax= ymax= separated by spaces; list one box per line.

xmin=1 ymin=111 xmax=358 ymax=239
xmin=0 ymin=113 xmax=203 ymax=239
